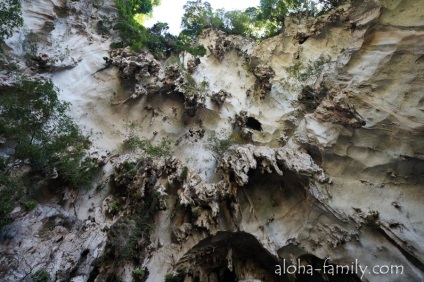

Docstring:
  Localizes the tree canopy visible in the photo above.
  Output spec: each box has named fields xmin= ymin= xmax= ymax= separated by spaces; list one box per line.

xmin=0 ymin=78 xmax=97 ymax=186
xmin=0 ymin=0 xmax=23 ymax=42
xmin=179 ymin=0 xmax=341 ymax=40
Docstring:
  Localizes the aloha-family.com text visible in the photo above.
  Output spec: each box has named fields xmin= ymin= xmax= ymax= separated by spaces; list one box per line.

xmin=275 ymin=259 xmax=404 ymax=280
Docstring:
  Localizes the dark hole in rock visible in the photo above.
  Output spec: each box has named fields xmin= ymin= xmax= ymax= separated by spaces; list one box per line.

xmin=81 ymin=249 xmax=90 ymax=258
xmin=298 ymin=36 xmax=309 ymax=44
xmin=69 ymin=249 xmax=91 ymax=278
xmin=246 ymin=117 xmax=263 ymax=131
xmin=222 ymin=267 xmax=237 ymax=281
xmin=306 ymin=145 xmax=322 ymax=166
xmin=229 ymin=171 xmax=236 ymax=183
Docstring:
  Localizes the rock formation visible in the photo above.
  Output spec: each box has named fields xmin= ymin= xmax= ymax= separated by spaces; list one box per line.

xmin=0 ymin=0 xmax=423 ymax=281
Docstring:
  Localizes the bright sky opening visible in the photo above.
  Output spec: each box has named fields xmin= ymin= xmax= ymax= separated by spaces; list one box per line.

xmin=144 ymin=0 xmax=261 ymax=35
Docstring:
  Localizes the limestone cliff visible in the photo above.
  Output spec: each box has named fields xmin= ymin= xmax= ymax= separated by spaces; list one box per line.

xmin=0 ymin=0 xmax=423 ymax=281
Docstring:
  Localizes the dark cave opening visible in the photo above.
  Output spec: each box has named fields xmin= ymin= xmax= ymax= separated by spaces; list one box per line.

xmin=222 ymin=267 xmax=237 ymax=282
xmin=176 ymin=231 xmax=285 ymax=281
xmin=246 ymin=116 xmax=263 ymax=131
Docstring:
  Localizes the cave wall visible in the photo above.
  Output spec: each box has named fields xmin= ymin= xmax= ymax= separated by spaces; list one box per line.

xmin=0 ymin=0 xmax=423 ymax=281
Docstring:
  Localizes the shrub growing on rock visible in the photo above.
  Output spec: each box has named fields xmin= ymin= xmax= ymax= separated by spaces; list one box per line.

xmin=0 ymin=0 xmax=23 ymax=44
xmin=0 ymin=76 xmax=98 ymax=228
xmin=31 ymin=268 xmax=51 ymax=282
xmin=0 ymin=77 xmax=97 ymax=186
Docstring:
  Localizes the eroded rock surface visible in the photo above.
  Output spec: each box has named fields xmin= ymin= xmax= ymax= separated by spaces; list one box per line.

xmin=1 ymin=0 xmax=424 ymax=281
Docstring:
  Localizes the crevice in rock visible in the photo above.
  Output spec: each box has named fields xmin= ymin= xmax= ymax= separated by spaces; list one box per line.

xmin=69 ymin=249 xmax=91 ymax=279
xmin=246 ymin=116 xmax=263 ymax=131
xmin=378 ymin=226 xmax=424 ymax=273
xmin=87 ymin=266 xmax=99 ymax=282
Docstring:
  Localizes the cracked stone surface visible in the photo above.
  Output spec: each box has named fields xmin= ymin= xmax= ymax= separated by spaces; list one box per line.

xmin=1 ymin=0 xmax=423 ymax=281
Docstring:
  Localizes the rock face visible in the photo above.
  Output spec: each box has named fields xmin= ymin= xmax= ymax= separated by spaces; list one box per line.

xmin=314 ymin=88 xmax=365 ymax=128
xmin=1 ymin=0 xmax=424 ymax=281
xmin=211 ymin=89 xmax=231 ymax=106
xmin=252 ymin=65 xmax=275 ymax=99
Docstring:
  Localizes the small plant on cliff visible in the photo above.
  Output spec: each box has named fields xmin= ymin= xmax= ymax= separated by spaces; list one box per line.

xmin=191 ymin=206 xmax=201 ymax=218
xmin=132 ymin=268 xmax=148 ymax=281
xmin=205 ymin=131 xmax=249 ymax=159
xmin=121 ymin=121 xmax=172 ymax=157
xmin=123 ymin=136 xmax=173 ymax=158
xmin=31 ymin=268 xmax=51 ymax=282
xmin=22 ymin=30 xmax=39 ymax=58
xmin=164 ymin=269 xmax=185 ymax=282
xmin=364 ymin=210 xmax=380 ymax=229
xmin=285 ymin=54 xmax=330 ymax=83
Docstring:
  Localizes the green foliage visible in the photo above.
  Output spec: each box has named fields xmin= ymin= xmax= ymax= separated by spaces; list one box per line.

xmin=164 ymin=274 xmax=174 ymax=281
xmin=112 ymin=0 xmax=206 ymax=59
xmin=91 ymin=0 xmax=105 ymax=7
xmin=23 ymin=199 xmax=37 ymax=211
xmin=0 ymin=174 xmax=22 ymax=228
xmin=185 ymin=44 xmax=206 ymax=57
xmin=179 ymin=72 xmax=209 ymax=98
xmin=132 ymin=268 xmax=147 ymax=280
xmin=110 ymin=41 xmax=124 ymax=49
xmin=60 ymin=152 xmax=98 ymax=187
xmin=205 ymin=131 xmax=248 ymax=159
xmin=224 ymin=10 xmax=254 ymax=36
xmin=178 ymin=0 xmax=340 ymax=41
xmin=0 ymin=77 xmax=97 ymax=188
xmin=110 ymin=202 xmax=120 ymax=215
xmin=123 ymin=136 xmax=173 ymax=158
xmin=165 ymin=55 xmax=181 ymax=66
xmin=45 ymin=0 xmax=341 ymax=58
xmin=113 ymin=0 xmax=156 ymax=52
xmin=285 ymin=61 xmax=303 ymax=79
xmin=191 ymin=206 xmax=201 ymax=218
xmin=0 ymin=0 xmax=23 ymax=41
xmin=179 ymin=0 xmax=262 ymax=39
xmin=120 ymin=121 xmax=173 ymax=157
xmin=257 ymin=0 xmax=341 ymax=36
xmin=96 ymin=158 xmax=167 ymax=264
xmin=133 ymin=268 xmax=146 ymax=276
xmin=205 ymin=136 xmax=232 ymax=159
xmin=180 ymin=0 xmax=213 ymax=43
xmin=31 ymin=269 xmax=51 ymax=282
xmin=104 ymin=216 xmax=148 ymax=262
xmin=23 ymin=31 xmax=39 ymax=57
xmin=179 ymin=166 xmax=189 ymax=181
xmin=164 ymin=269 xmax=185 ymax=282
xmin=102 ymin=188 xmax=161 ymax=262
xmin=285 ymin=54 xmax=330 ymax=83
